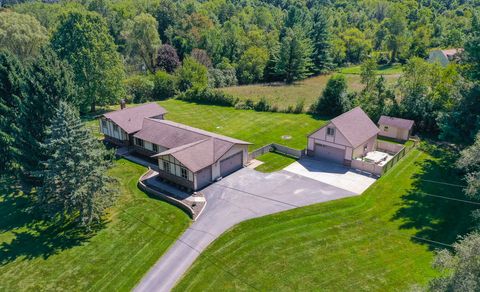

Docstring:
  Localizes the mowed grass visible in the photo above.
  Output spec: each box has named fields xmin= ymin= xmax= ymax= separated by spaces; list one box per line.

xmin=339 ymin=64 xmax=404 ymax=75
xmin=219 ymin=73 xmax=399 ymax=111
xmin=158 ymin=99 xmax=326 ymax=150
xmin=174 ymin=146 xmax=476 ymax=291
xmin=254 ymin=152 xmax=297 ymax=173
xmin=0 ymin=159 xmax=190 ymax=291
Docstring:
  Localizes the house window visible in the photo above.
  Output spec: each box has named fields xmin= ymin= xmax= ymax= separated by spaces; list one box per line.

xmin=113 ymin=124 xmax=119 ymax=132
xmin=152 ymin=144 xmax=158 ymax=152
xmin=163 ymin=161 xmax=171 ymax=173
xmin=384 ymin=126 xmax=389 ymax=132
xmin=135 ymin=138 xmax=144 ymax=147
xmin=327 ymin=127 xmax=335 ymax=136
xmin=180 ymin=167 xmax=188 ymax=179
xmin=364 ymin=144 xmax=368 ymax=152
xmin=102 ymin=120 xmax=107 ymax=128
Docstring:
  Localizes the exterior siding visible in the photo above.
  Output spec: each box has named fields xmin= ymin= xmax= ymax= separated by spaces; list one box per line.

xmin=157 ymin=169 xmax=194 ymax=190
xmin=352 ymin=135 xmax=377 ymax=159
xmin=378 ymin=124 xmax=410 ymax=141
xmin=194 ymin=166 xmax=212 ymax=190
xmin=100 ymin=118 xmax=128 ymax=142
xmin=211 ymin=144 xmax=248 ymax=180
xmin=428 ymin=50 xmax=449 ymax=67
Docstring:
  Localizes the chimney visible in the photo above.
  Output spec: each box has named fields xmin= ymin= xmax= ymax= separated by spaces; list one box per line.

xmin=120 ymin=99 xmax=126 ymax=110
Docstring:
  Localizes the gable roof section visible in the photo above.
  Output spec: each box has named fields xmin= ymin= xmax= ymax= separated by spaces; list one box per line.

xmin=103 ymin=103 xmax=167 ymax=134
xmin=153 ymin=138 xmax=234 ymax=172
xmin=326 ymin=107 xmax=379 ymax=148
xmin=378 ymin=115 xmax=414 ymax=130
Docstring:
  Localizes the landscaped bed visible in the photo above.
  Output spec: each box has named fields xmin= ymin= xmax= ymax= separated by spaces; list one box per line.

xmin=174 ymin=146 xmax=475 ymax=291
xmin=0 ymin=159 xmax=190 ymax=291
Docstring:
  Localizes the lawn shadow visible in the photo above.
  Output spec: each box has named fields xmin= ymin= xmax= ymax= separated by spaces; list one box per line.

xmin=0 ymin=181 xmax=106 ymax=265
xmin=392 ymin=144 xmax=478 ymax=249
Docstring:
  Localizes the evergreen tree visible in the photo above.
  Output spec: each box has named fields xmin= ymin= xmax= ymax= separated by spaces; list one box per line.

xmin=314 ymin=74 xmax=350 ymax=116
xmin=310 ymin=9 xmax=332 ymax=74
xmin=51 ymin=11 xmax=125 ymax=113
xmin=37 ymin=102 xmax=116 ymax=226
xmin=17 ymin=47 xmax=78 ymax=182
xmin=275 ymin=27 xmax=313 ymax=84
xmin=0 ymin=51 xmax=25 ymax=177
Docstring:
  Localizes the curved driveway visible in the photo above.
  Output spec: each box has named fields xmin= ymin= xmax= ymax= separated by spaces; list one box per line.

xmin=134 ymin=168 xmax=358 ymax=292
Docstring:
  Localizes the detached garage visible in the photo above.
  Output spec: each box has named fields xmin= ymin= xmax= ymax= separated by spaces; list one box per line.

xmin=307 ymin=107 xmax=380 ymax=166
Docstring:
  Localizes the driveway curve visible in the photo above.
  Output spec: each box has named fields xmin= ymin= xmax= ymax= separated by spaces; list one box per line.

xmin=134 ymin=168 xmax=358 ymax=292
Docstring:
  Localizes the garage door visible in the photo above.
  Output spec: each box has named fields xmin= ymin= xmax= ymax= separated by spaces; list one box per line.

xmin=313 ymin=143 xmax=345 ymax=164
xmin=220 ymin=152 xmax=243 ymax=177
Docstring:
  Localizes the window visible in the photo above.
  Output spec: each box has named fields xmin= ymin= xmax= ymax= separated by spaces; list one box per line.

xmin=152 ymin=144 xmax=158 ymax=152
xmin=113 ymin=124 xmax=119 ymax=132
xmin=384 ymin=126 xmax=389 ymax=132
xmin=135 ymin=138 xmax=144 ymax=147
xmin=102 ymin=120 xmax=107 ymax=128
xmin=181 ymin=167 xmax=188 ymax=179
xmin=327 ymin=127 xmax=335 ymax=136
xmin=163 ymin=161 xmax=171 ymax=174
xmin=364 ymin=144 xmax=368 ymax=152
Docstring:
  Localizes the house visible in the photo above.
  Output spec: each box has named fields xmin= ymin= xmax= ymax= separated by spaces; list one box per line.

xmin=307 ymin=107 xmax=379 ymax=166
xmin=378 ymin=116 xmax=414 ymax=141
xmin=428 ymin=49 xmax=461 ymax=67
xmin=100 ymin=103 xmax=167 ymax=146
xmin=133 ymin=118 xmax=251 ymax=191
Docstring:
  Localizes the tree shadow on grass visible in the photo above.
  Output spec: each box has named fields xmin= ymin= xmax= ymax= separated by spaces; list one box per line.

xmin=0 ymin=181 xmax=105 ymax=265
xmin=392 ymin=144 xmax=478 ymax=249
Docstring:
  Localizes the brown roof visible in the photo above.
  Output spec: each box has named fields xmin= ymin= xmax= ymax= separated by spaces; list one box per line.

xmin=441 ymin=48 xmax=461 ymax=57
xmin=378 ymin=116 xmax=414 ymax=130
xmin=329 ymin=107 xmax=379 ymax=148
xmin=103 ymin=103 xmax=167 ymax=134
xmin=154 ymin=138 xmax=234 ymax=172
xmin=137 ymin=118 xmax=250 ymax=172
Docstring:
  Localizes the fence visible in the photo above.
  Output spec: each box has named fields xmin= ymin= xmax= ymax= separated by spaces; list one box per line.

xmin=381 ymin=140 xmax=416 ymax=175
xmin=248 ymin=143 xmax=305 ymax=160
xmin=351 ymin=159 xmax=384 ymax=176
xmin=376 ymin=140 xmax=404 ymax=154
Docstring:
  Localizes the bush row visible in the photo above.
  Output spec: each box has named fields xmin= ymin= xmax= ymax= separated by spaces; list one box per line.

xmin=177 ymin=88 xmax=306 ymax=114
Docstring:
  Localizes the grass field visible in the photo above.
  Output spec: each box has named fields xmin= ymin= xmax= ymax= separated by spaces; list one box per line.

xmin=339 ymin=64 xmax=403 ymax=75
xmin=157 ymin=99 xmax=326 ymax=151
xmin=174 ymin=145 xmax=477 ymax=291
xmin=254 ymin=152 xmax=297 ymax=173
xmin=0 ymin=159 xmax=190 ymax=291
xmin=220 ymin=73 xmax=400 ymax=111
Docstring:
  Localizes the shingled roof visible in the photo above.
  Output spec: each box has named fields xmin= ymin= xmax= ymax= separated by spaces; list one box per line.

xmin=103 ymin=103 xmax=167 ymax=134
xmin=137 ymin=118 xmax=250 ymax=172
xmin=378 ymin=116 xmax=414 ymax=130
xmin=329 ymin=107 xmax=379 ymax=148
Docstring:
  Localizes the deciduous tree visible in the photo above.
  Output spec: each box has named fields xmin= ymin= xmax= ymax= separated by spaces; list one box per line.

xmin=156 ymin=44 xmax=181 ymax=73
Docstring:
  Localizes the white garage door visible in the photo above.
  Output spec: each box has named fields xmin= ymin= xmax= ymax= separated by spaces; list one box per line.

xmin=313 ymin=143 xmax=345 ymax=164
xmin=220 ymin=152 xmax=243 ymax=177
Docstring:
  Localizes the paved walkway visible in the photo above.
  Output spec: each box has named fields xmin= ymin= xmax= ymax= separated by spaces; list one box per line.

xmin=134 ymin=168 xmax=357 ymax=292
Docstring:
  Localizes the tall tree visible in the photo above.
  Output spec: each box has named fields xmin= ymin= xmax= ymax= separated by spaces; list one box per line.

xmin=51 ymin=11 xmax=125 ymax=113
xmin=275 ymin=27 xmax=313 ymax=84
xmin=0 ymin=51 xmax=25 ymax=177
xmin=310 ymin=8 xmax=332 ymax=74
xmin=176 ymin=56 xmax=208 ymax=91
xmin=0 ymin=11 xmax=48 ymax=59
xmin=314 ymin=74 xmax=350 ymax=116
xmin=456 ymin=131 xmax=480 ymax=198
xmin=237 ymin=46 xmax=268 ymax=84
xmin=37 ymin=101 xmax=116 ymax=226
xmin=123 ymin=13 xmax=161 ymax=73
xmin=156 ymin=44 xmax=181 ymax=73
xmin=17 ymin=47 xmax=78 ymax=182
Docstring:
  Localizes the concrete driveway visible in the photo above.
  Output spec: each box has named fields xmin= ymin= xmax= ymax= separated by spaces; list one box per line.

xmin=283 ymin=158 xmax=377 ymax=194
xmin=134 ymin=168 xmax=357 ymax=292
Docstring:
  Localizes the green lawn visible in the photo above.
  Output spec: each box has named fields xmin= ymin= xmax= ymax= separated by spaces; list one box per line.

xmin=174 ymin=146 xmax=476 ymax=291
xmin=0 ymin=159 xmax=190 ymax=291
xmin=339 ymin=64 xmax=404 ymax=75
xmin=254 ymin=152 xmax=297 ymax=173
xmin=219 ymin=73 xmax=400 ymax=111
xmin=157 ymin=99 xmax=326 ymax=151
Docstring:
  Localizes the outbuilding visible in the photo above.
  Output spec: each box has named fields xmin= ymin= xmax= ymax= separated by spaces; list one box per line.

xmin=377 ymin=116 xmax=414 ymax=142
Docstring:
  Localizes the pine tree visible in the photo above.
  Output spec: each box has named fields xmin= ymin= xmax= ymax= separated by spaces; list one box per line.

xmin=0 ymin=51 xmax=26 ymax=177
xmin=17 ymin=48 xmax=78 ymax=183
xmin=275 ymin=27 xmax=313 ymax=84
xmin=310 ymin=9 xmax=333 ymax=74
xmin=37 ymin=102 xmax=116 ymax=226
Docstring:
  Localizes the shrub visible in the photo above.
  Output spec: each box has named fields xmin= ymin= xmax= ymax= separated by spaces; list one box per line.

xmin=153 ymin=70 xmax=177 ymax=100
xmin=254 ymin=97 xmax=270 ymax=112
xmin=177 ymin=87 xmax=237 ymax=106
xmin=208 ymin=68 xmax=238 ymax=88
xmin=123 ymin=75 xmax=154 ymax=103
xmin=294 ymin=98 xmax=305 ymax=113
